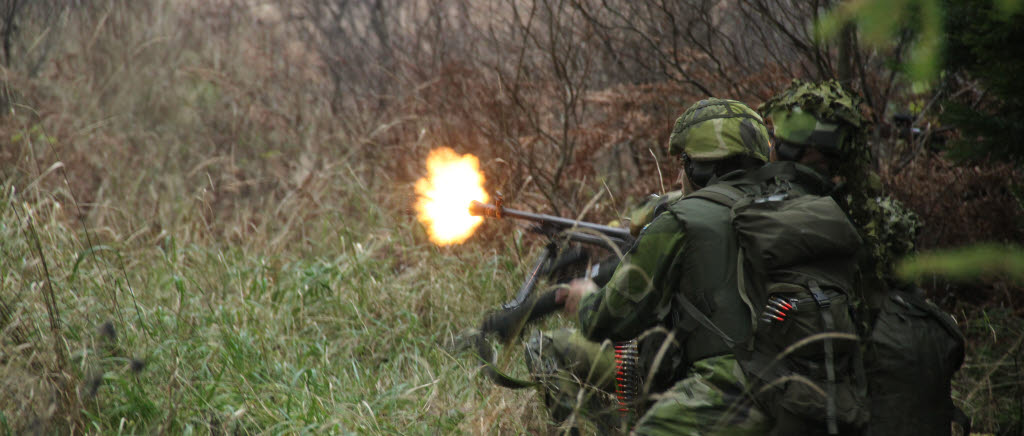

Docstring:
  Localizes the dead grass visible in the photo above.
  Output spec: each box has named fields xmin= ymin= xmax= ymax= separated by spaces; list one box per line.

xmin=1 ymin=0 xmax=1021 ymax=433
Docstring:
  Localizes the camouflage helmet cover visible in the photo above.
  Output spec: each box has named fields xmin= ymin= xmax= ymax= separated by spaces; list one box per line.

xmin=759 ymin=79 xmax=871 ymax=171
xmin=668 ymin=98 xmax=771 ymax=163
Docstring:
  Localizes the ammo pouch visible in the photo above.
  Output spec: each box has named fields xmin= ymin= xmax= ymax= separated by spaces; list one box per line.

xmin=742 ymin=282 xmax=868 ymax=434
xmin=758 ymin=283 xmax=858 ymax=360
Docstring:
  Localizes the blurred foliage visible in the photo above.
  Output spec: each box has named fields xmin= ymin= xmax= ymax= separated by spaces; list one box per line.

xmin=898 ymin=244 xmax=1024 ymax=282
xmin=819 ymin=0 xmax=1023 ymax=82
xmin=820 ymin=0 xmax=1024 ymax=161
xmin=942 ymin=0 xmax=1024 ymax=163
xmin=818 ymin=0 xmax=944 ymax=82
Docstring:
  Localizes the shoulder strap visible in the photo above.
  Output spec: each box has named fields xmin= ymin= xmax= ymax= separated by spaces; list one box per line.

xmin=672 ymin=183 xmax=747 ymax=352
xmin=674 ymin=292 xmax=737 ymax=350
xmin=685 ymin=184 xmax=746 ymax=208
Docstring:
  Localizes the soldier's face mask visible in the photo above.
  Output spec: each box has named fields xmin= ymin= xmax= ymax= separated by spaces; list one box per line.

xmin=681 ymin=153 xmax=715 ymax=188
xmin=775 ymin=141 xmax=807 ymax=162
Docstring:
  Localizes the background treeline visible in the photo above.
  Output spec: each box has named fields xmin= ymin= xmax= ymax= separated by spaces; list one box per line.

xmin=1 ymin=0 xmax=1021 ymax=434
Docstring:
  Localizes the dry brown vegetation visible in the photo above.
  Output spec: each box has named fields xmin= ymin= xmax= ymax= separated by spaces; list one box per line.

xmin=1 ymin=0 xmax=1021 ymax=433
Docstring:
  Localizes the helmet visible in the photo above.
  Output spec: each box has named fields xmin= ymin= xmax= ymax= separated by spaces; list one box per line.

xmin=759 ymin=79 xmax=871 ymax=174
xmin=668 ymin=98 xmax=770 ymax=163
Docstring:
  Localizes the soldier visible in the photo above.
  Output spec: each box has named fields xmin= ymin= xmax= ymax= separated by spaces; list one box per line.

xmin=761 ymin=80 xmax=967 ymax=436
xmin=559 ymin=94 xmax=874 ymax=436
xmin=543 ymin=98 xmax=776 ymax=434
xmin=759 ymin=79 xmax=922 ymax=309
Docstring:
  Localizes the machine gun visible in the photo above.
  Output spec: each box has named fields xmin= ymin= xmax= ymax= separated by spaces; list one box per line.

xmin=467 ymin=196 xmax=634 ymax=388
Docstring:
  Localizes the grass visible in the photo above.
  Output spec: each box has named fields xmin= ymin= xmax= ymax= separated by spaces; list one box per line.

xmin=955 ymin=307 xmax=1024 ymax=435
xmin=0 ymin=0 xmax=1021 ymax=434
xmin=0 ymin=2 xmax=554 ymax=426
xmin=1 ymin=155 xmax=556 ymax=434
xmin=6 ymin=130 xmax=1021 ymax=435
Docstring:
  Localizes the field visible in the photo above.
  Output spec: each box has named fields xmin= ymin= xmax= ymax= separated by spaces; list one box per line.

xmin=2 ymin=1 xmax=1022 ymax=434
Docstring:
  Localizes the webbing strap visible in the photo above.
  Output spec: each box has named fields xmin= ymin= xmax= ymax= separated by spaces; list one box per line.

xmin=850 ymin=306 xmax=867 ymax=401
xmin=474 ymin=332 xmax=538 ymax=389
xmin=675 ymin=292 xmax=737 ymax=350
xmin=810 ymin=280 xmax=838 ymax=435
xmin=685 ymin=183 xmax=762 ymax=346
xmin=685 ymin=184 xmax=745 ymax=208
xmin=736 ymin=246 xmax=757 ymax=344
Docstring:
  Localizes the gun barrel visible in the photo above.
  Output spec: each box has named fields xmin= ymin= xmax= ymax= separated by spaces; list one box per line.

xmin=469 ymin=200 xmax=632 ymax=243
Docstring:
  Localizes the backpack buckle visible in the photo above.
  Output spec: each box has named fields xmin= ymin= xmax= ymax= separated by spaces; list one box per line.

xmin=809 ymin=280 xmax=831 ymax=309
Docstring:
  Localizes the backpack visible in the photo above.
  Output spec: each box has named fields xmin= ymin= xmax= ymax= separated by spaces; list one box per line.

xmin=680 ymin=180 xmax=868 ymax=434
xmin=863 ymin=289 xmax=969 ymax=436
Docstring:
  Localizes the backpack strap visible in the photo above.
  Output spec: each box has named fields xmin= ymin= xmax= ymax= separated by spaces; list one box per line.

xmin=683 ymin=183 xmax=766 ymax=349
xmin=685 ymin=184 xmax=745 ymax=208
xmin=671 ymin=183 xmax=748 ymax=352
xmin=695 ymin=183 xmax=773 ymax=339
xmin=809 ymin=280 xmax=839 ymax=435
xmin=674 ymin=292 xmax=738 ymax=350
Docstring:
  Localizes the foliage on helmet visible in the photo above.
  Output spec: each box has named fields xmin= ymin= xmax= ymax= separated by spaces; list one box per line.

xmin=760 ymin=79 xmax=867 ymax=129
xmin=760 ymin=79 xmax=874 ymax=197
xmin=668 ymin=98 xmax=770 ymax=163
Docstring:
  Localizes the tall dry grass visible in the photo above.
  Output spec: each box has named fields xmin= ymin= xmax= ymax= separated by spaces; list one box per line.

xmin=1 ymin=0 xmax=1021 ymax=433
xmin=1 ymin=1 xmax=550 ymax=433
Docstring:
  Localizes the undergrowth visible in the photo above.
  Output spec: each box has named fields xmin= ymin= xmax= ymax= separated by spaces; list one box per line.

xmin=0 ymin=0 xmax=1021 ymax=434
xmin=0 ymin=155 xmax=557 ymax=433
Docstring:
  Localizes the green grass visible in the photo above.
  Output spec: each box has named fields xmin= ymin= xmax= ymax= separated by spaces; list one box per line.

xmin=7 ymin=136 xmax=1021 ymax=434
xmin=0 ymin=2 xmax=556 ymax=430
xmin=0 ymin=167 xmax=556 ymax=434
xmin=954 ymin=307 xmax=1024 ymax=434
xmin=1 ymin=1 xmax=1021 ymax=434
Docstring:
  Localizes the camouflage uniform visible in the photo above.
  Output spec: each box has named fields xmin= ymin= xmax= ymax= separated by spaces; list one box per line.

xmin=628 ymin=191 xmax=683 ymax=237
xmin=521 ymin=194 xmax=683 ymax=433
xmin=632 ymin=355 xmax=770 ymax=436
xmin=761 ymin=80 xmax=973 ymax=436
xmin=523 ymin=328 xmax=624 ymax=432
xmin=526 ymin=99 xmax=775 ymax=434
xmin=760 ymin=79 xmax=923 ymax=308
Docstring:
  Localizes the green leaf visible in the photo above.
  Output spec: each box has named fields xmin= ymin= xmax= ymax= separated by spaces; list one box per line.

xmin=996 ymin=0 xmax=1024 ymax=15
xmin=856 ymin=0 xmax=907 ymax=44
xmin=814 ymin=11 xmax=846 ymax=42
xmin=818 ymin=0 xmax=946 ymax=82
xmin=898 ymin=243 xmax=1024 ymax=282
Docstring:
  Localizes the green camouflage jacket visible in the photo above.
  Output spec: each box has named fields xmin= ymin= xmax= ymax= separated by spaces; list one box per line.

xmin=577 ymin=162 xmax=835 ymax=352
xmin=577 ymin=200 xmax=688 ymax=342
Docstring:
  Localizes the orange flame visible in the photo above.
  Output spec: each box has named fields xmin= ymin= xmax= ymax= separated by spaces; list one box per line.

xmin=415 ymin=147 xmax=489 ymax=245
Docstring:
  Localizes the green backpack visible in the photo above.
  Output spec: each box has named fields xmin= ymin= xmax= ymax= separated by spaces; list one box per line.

xmin=863 ymin=289 xmax=969 ymax=436
xmin=682 ymin=180 xmax=867 ymax=434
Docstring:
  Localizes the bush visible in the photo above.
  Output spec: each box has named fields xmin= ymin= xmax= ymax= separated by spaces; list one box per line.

xmin=941 ymin=0 xmax=1024 ymax=163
